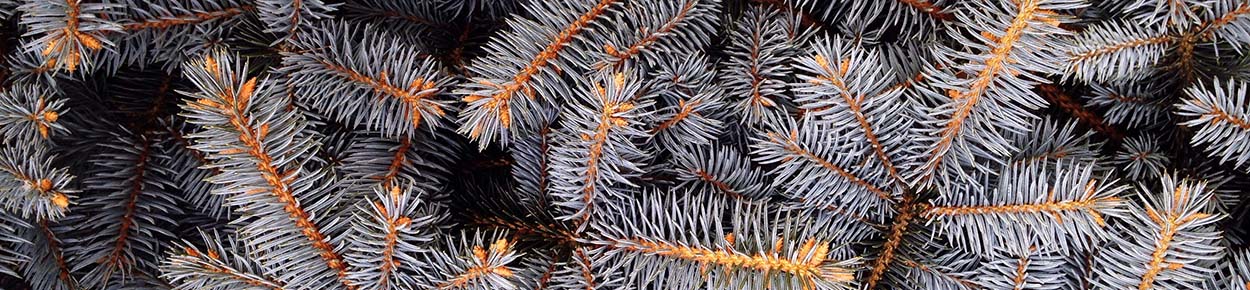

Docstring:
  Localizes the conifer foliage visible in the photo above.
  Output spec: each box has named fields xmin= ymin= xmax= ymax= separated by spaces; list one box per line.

xmin=2 ymin=0 xmax=1250 ymax=289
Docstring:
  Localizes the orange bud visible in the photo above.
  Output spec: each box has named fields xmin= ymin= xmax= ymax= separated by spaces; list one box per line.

xmin=472 ymin=245 xmax=488 ymax=262
xmin=50 ymin=192 xmax=69 ymax=209
xmin=603 ymin=44 xmax=619 ymax=56
xmin=184 ymin=247 xmax=200 ymax=257
xmin=36 ymin=179 xmax=53 ymax=192
xmin=490 ymin=238 xmax=510 ymax=253
xmin=612 ymin=73 xmax=626 ymax=90
xmin=493 ymin=267 xmax=514 ymax=277
xmin=238 ymin=77 xmax=257 ymax=104
xmin=462 ymin=95 xmax=485 ymax=103
xmin=38 ymin=125 xmax=50 ymax=139
xmin=75 ymin=33 xmax=103 ymax=50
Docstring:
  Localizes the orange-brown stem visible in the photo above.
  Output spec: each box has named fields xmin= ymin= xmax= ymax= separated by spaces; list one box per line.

xmin=123 ymin=6 xmax=253 ymax=31
xmin=1040 ymin=84 xmax=1125 ymax=140
xmin=102 ymin=138 xmax=151 ymax=275
xmin=923 ymin=0 xmax=1048 ymax=182
xmin=865 ymin=196 xmax=918 ymax=289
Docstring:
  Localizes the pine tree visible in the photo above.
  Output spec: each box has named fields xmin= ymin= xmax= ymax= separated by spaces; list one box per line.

xmin=0 ymin=0 xmax=1248 ymax=289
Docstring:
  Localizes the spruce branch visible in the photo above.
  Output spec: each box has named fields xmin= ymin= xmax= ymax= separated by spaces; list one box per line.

xmin=255 ymin=0 xmax=337 ymax=46
xmin=457 ymin=0 xmax=621 ymax=148
xmin=344 ymin=183 xmax=447 ymax=290
xmin=720 ymin=5 xmax=808 ymax=128
xmin=586 ymin=189 xmax=865 ymax=290
xmin=753 ymin=117 xmax=897 ymax=218
xmin=1008 ymin=118 xmax=1103 ymax=166
xmin=925 ymin=160 xmax=1129 ymax=254
xmin=70 ymin=131 xmax=182 ymax=288
xmin=1177 ymin=78 xmax=1250 ymax=170
xmin=1091 ymin=175 xmax=1225 ymax=290
xmin=179 ymin=51 xmax=353 ymax=288
xmin=0 ymin=83 xmax=66 ymax=143
xmin=915 ymin=0 xmax=1081 ymax=191
xmin=591 ymin=0 xmax=720 ymax=70
xmin=548 ymin=71 xmax=652 ymax=228
xmin=283 ymin=22 xmax=456 ymax=138
xmin=646 ymin=53 xmax=725 ymax=151
xmin=1113 ymin=135 xmax=1171 ymax=181
xmin=974 ymin=248 xmax=1071 ymax=290
xmin=1064 ymin=19 xmax=1173 ymax=83
xmin=18 ymin=0 xmax=122 ymax=72
xmin=670 ymin=145 xmax=771 ymax=199
xmin=18 ymin=219 xmax=78 ymax=290
xmin=0 ymin=143 xmax=75 ymax=221
xmin=161 ymin=231 xmax=285 ymax=290
xmin=792 ymin=37 xmax=919 ymax=186
xmin=420 ymin=230 xmax=525 ymax=290
xmin=98 ymin=0 xmax=252 ymax=73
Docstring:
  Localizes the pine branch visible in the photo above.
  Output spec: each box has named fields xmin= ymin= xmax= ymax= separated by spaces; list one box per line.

xmin=549 ymin=72 xmax=651 ymax=228
xmin=924 ymin=160 xmax=1128 ymax=254
xmin=18 ymin=0 xmax=122 ymax=72
xmin=344 ymin=183 xmax=446 ymax=289
xmin=457 ymin=0 xmax=620 ymax=148
xmin=793 ymin=37 xmax=918 ymax=185
xmin=161 ymin=231 xmax=285 ymax=290
xmin=283 ymin=23 xmax=456 ymax=138
xmin=1092 ymin=175 xmax=1225 ymax=290
xmin=179 ymin=51 xmax=353 ymax=288
xmin=916 ymin=0 xmax=1079 ymax=190
xmin=586 ymin=189 xmax=865 ymax=289
xmin=753 ymin=117 xmax=897 ymax=218
xmin=592 ymin=0 xmax=720 ymax=70
xmin=71 ymin=132 xmax=182 ymax=288
xmin=1177 ymin=78 xmax=1250 ymax=171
